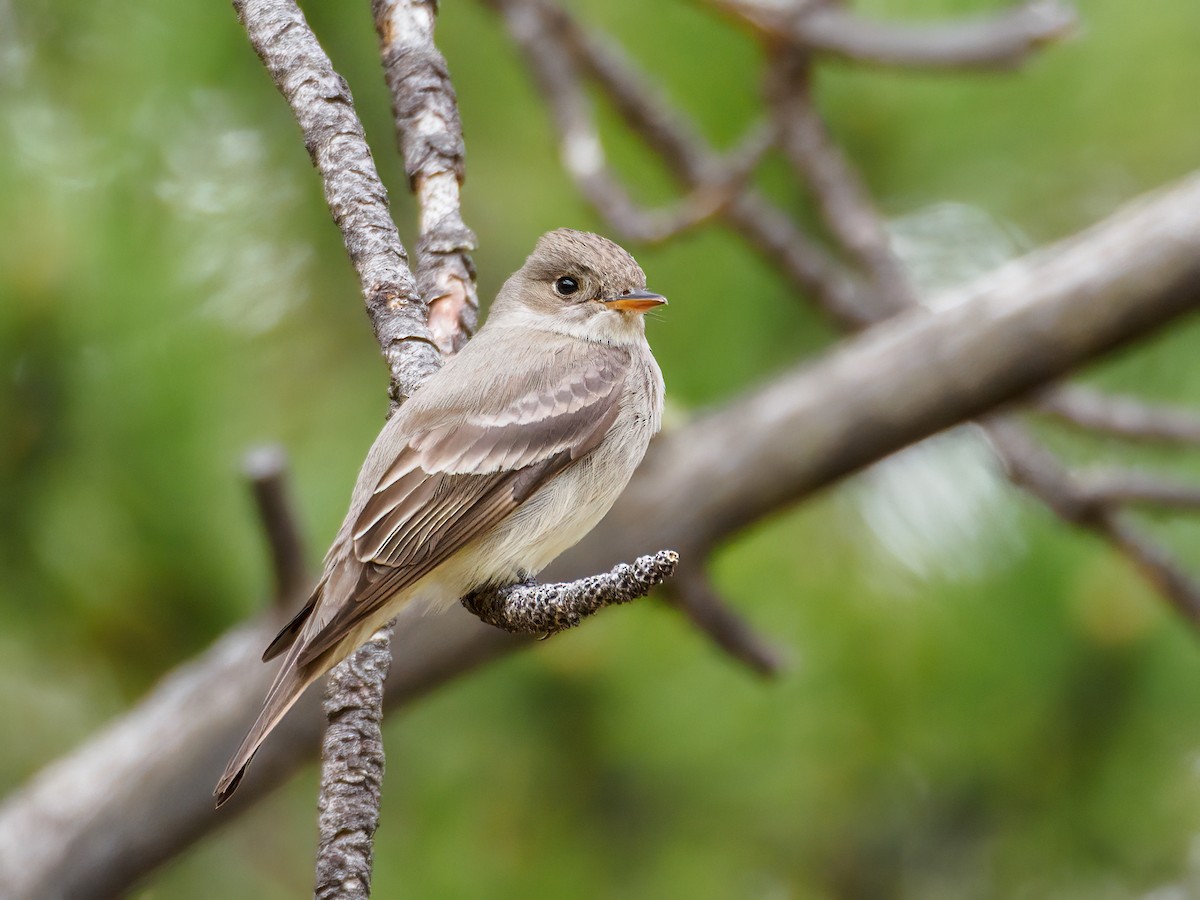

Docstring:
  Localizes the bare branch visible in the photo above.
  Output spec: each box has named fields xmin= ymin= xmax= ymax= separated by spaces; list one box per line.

xmin=1033 ymin=384 xmax=1200 ymax=445
xmin=1074 ymin=468 xmax=1200 ymax=510
xmin=315 ymin=624 xmax=393 ymax=900
xmin=493 ymin=0 xmax=772 ymax=242
xmin=666 ymin=564 xmax=786 ymax=677
xmin=243 ymin=445 xmax=309 ymax=607
xmin=490 ymin=0 xmax=876 ymax=325
xmin=985 ymin=419 xmax=1200 ymax=624
xmin=233 ymin=0 xmax=440 ymax=407
xmin=716 ymin=0 xmax=1078 ymax=71
xmin=5 ymin=171 xmax=1200 ymax=899
xmin=765 ymin=48 xmax=915 ymax=314
xmin=373 ymin=0 xmax=479 ymax=354
xmin=463 ymin=551 xmax=679 ymax=632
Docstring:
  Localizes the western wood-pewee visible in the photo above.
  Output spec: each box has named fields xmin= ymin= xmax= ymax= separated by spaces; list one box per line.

xmin=216 ymin=229 xmax=666 ymax=804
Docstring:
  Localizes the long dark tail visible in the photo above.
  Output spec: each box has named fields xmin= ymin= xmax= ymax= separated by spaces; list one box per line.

xmin=214 ymin=640 xmax=318 ymax=807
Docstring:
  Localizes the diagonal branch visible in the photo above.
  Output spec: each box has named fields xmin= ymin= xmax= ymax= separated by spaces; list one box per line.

xmin=495 ymin=0 xmax=773 ymax=243
xmin=714 ymin=0 xmax=1078 ymax=71
xmin=1073 ymin=468 xmax=1200 ymax=510
xmin=1032 ymin=384 xmax=1200 ymax=445
xmin=489 ymin=0 xmax=876 ymax=326
xmin=985 ymin=420 xmax=1200 ymax=624
xmin=764 ymin=46 xmax=914 ymax=314
xmin=666 ymin=563 xmax=786 ymax=677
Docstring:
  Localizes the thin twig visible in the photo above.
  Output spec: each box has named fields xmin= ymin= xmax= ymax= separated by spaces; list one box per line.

xmin=243 ymin=445 xmax=309 ymax=608
xmin=490 ymin=0 xmax=875 ymax=325
xmin=1033 ymin=385 xmax=1200 ymax=445
xmin=1075 ymin=468 xmax=1200 ymax=510
xmin=986 ymin=419 xmax=1200 ymax=625
xmin=765 ymin=47 xmax=914 ymax=314
xmin=667 ymin=564 xmax=785 ymax=677
xmin=495 ymin=0 xmax=772 ymax=243
xmin=715 ymin=0 xmax=1078 ymax=71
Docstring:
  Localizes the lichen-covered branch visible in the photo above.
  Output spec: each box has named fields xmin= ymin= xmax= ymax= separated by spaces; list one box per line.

xmin=232 ymin=2 xmax=443 ymax=894
xmin=463 ymin=551 xmax=679 ymax=633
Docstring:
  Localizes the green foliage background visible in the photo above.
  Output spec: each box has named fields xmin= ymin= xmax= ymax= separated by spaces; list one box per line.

xmin=3 ymin=0 xmax=1200 ymax=896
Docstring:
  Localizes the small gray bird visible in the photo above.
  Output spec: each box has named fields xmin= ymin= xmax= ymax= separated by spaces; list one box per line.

xmin=216 ymin=229 xmax=666 ymax=804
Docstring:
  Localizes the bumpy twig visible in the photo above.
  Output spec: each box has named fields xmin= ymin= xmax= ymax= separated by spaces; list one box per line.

xmin=464 ymin=552 xmax=679 ymax=633
xmin=715 ymin=0 xmax=1078 ymax=71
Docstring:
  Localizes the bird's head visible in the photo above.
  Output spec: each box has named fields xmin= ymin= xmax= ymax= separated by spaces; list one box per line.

xmin=488 ymin=228 xmax=666 ymax=344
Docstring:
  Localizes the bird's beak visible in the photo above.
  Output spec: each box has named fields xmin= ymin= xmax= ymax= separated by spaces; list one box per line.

xmin=604 ymin=289 xmax=667 ymax=313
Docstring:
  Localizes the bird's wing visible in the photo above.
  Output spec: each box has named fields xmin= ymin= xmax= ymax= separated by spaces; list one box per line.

xmin=292 ymin=342 xmax=631 ymax=667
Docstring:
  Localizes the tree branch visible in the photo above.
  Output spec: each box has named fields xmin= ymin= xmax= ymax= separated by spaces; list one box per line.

xmin=463 ymin=551 xmax=679 ymax=633
xmin=4 ymin=171 xmax=1200 ymax=900
xmin=243 ymin=445 xmax=309 ymax=607
xmin=1032 ymin=384 xmax=1200 ymax=445
xmin=666 ymin=564 xmax=786 ymax=677
xmin=373 ymin=0 xmax=479 ymax=354
xmin=233 ymin=0 xmax=440 ymax=408
xmin=765 ymin=46 xmax=915 ymax=314
xmin=715 ymin=0 xmax=1078 ymax=71
xmin=985 ymin=419 xmax=1200 ymax=624
xmin=1073 ymin=468 xmax=1200 ymax=510
xmin=489 ymin=0 xmax=876 ymax=326
xmin=314 ymin=624 xmax=392 ymax=900
xmin=233 ymin=1 xmax=457 ymax=893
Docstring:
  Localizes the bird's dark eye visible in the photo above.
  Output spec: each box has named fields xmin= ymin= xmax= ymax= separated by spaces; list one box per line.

xmin=554 ymin=276 xmax=580 ymax=297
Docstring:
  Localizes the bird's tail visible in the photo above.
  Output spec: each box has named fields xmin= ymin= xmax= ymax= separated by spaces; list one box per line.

xmin=214 ymin=641 xmax=318 ymax=808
